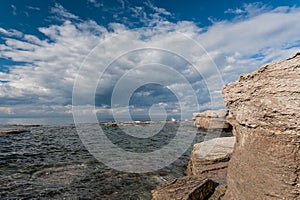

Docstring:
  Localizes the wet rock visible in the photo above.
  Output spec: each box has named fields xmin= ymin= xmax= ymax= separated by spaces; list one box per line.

xmin=222 ymin=53 xmax=300 ymax=199
xmin=193 ymin=110 xmax=231 ymax=130
xmin=186 ymin=137 xmax=235 ymax=186
xmin=151 ymin=176 xmax=214 ymax=200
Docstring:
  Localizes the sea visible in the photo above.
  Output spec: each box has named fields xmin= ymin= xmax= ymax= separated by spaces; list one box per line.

xmin=0 ymin=117 xmax=231 ymax=199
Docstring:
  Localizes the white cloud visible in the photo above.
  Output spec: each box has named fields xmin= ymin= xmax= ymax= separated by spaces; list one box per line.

xmin=26 ymin=6 xmax=40 ymax=11
xmin=145 ymin=1 xmax=172 ymax=16
xmin=1 ymin=3 xmax=300 ymax=117
xmin=50 ymin=3 xmax=80 ymax=21
xmin=0 ymin=107 xmax=14 ymax=114
xmin=87 ymin=0 xmax=103 ymax=8
xmin=225 ymin=2 xmax=270 ymax=17
xmin=0 ymin=27 xmax=23 ymax=38
xmin=225 ymin=8 xmax=246 ymax=15
xmin=11 ymin=5 xmax=17 ymax=16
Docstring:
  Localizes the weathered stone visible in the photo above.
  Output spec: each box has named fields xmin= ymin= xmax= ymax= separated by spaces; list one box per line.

xmin=208 ymin=185 xmax=227 ymax=200
xmin=222 ymin=53 xmax=300 ymax=199
xmin=151 ymin=176 xmax=214 ymax=200
xmin=186 ymin=137 xmax=235 ymax=185
xmin=193 ymin=110 xmax=231 ymax=130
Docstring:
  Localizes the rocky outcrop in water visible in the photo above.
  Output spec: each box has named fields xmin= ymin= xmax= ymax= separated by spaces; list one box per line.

xmin=193 ymin=110 xmax=231 ymax=130
xmin=0 ymin=125 xmax=30 ymax=136
xmin=222 ymin=53 xmax=300 ymax=199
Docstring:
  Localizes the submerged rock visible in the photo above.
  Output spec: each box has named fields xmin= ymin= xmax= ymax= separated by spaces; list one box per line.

xmin=0 ymin=125 xmax=30 ymax=136
xmin=222 ymin=53 xmax=300 ymax=199
xmin=193 ymin=110 xmax=231 ymax=130
xmin=32 ymin=164 xmax=88 ymax=186
xmin=151 ymin=176 xmax=214 ymax=200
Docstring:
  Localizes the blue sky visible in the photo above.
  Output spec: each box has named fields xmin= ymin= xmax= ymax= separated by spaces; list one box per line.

xmin=0 ymin=0 xmax=300 ymax=120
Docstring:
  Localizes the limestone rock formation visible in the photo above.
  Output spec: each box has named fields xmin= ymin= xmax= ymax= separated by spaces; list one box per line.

xmin=186 ymin=137 xmax=235 ymax=186
xmin=222 ymin=53 xmax=300 ymax=199
xmin=151 ymin=176 xmax=214 ymax=200
xmin=186 ymin=137 xmax=235 ymax=199
xmin=193 ymin=110 xmax=231 ymax=130
xmin=151 ymin=137 xmax=235 ymax=200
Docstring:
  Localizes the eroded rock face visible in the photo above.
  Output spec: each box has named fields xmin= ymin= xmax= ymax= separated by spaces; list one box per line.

xmin=152 ymin=137 xmax=235 ymax=200
xmin=193 ymin=109 xmax=231 ymax=130
xmin=186 ymin=137 xmax=235 ymax=186
xmin=151 ymin=176 xmax=214 ymax=200
xmin=222 ymin=53 xmax=300 ymax=199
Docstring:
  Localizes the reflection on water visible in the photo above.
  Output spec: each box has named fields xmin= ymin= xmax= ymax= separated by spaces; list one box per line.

xmin=0 ymin=121 xmax=231 ymax=199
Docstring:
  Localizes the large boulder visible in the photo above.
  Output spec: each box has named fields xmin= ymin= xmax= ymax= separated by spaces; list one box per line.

xmin=186 ymin=137 xmax=235 ymax=185
xmin=186 ymin=137 xmax=235 ymax=199
xmin=193 ymin=110 xmax=231 ymax=130
xmin=151 ymin=176 xmax=214 ymax=200
xmin=222 ymin=53 xmax=300 ymax=199
xmin=152 ymin=137 xmax=236 ymax=200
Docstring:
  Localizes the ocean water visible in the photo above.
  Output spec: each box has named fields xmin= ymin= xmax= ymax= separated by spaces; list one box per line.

xmin=0 ymin=121 xmax=231 ymax=199
xmin=0 ymin=117 xmax=75 ymax=126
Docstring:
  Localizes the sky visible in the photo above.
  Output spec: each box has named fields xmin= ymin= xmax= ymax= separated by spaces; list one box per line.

xmin=0 ymin=0 xmax=300 ymax=120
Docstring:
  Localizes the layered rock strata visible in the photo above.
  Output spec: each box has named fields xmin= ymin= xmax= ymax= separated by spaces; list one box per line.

xmin=151 ymin=176 xmax=214 ymax=200
xmin=222 ymin=53 xmax=300 ymax=199
xmin=193 ymin=110 xmax=231 ymax=130
xmin=152 ymin=137 xmax=235 ymax=200
xmin=186 ymin=137 xmax=235 ymax=185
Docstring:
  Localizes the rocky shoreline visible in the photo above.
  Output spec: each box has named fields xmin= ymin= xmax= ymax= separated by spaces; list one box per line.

xmin=152 ymin=53 xmax=300 ymax=199
xmin=151 ymin=137 xmax=235 ymax=200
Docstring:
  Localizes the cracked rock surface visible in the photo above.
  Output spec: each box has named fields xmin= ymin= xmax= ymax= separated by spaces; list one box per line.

xmin=223 ymin=53 xmax=300 ymax=199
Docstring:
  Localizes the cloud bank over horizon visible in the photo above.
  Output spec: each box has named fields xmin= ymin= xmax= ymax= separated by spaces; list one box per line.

xmin=0 ymin=1 xmax=300 ymax=119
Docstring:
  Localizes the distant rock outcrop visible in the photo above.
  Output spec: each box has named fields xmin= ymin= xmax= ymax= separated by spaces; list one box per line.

xmin=0 ymin=125 xmax=30 ymax=136
xmin=222 ymin=53 xmax=300 ymax=199
xmin=193 ymin=110 xmax=231 ymax=130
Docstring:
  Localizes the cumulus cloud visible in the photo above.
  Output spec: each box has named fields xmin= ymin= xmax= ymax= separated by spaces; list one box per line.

xmin=1 ymin=3 xmax=300 ymax=118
